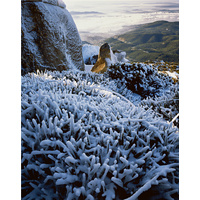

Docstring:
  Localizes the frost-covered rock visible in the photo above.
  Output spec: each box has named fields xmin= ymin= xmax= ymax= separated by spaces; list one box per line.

xmin=57 ymin=0 xmax=66 ymax=8
xmin=22 ymin=0 xmax=66 ymax=8
xmin=82 ymin=44 xmax=99 ymax=65
xmin=21 ymin=70 xmax=179 ymax=200
xmin=21 ymin=1 xmax=84 ymax=74
xmin=113 ymin=50 xmax=129 ymax=63
xmin=82 ymin=43 xmax=130 ymax=73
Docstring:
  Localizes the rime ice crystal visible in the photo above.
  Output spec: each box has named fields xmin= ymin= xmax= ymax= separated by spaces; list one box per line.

xmin=22 ymin=69 xmax=179 ymax=199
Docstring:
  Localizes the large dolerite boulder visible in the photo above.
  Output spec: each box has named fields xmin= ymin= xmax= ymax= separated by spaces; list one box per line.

xmin=21 ymin=0 xmax=84 ymax=75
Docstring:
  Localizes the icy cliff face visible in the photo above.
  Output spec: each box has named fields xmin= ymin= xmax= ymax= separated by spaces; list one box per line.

xmin=21 ymin=1 xmax=84 ymax=74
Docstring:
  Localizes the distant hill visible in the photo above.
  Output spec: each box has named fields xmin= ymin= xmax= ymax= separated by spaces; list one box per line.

xmin=105 ymin=21 xmax=179 ymax=63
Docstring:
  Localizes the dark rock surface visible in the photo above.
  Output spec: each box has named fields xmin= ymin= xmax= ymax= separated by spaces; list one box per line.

xmin=21 ymin=1 xmax=84 ymax=74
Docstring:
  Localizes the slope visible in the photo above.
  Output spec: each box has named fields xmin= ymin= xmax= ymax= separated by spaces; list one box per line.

xmin=105 ymin=21 xmax=179 ymax=63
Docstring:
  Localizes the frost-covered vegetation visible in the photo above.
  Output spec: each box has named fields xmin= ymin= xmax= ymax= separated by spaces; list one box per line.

xmin=106 ymin=62 xmax=179 ymax=127
xmin=140 ymin=84 xmax=179 ymax=128
xmin=106 ymin=63 xmax=175 ymax=98
xmin=21 ymin=63 xmax=179 ymax=199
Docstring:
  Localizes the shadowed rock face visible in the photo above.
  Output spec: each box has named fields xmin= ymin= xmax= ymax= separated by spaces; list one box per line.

xmin=21 ymin=1 xmax=84 ymax=75
xmin=99 ymin=43 xmax=111 ymax=59
xmin=91 ymin=43 xmax=111 ymax=73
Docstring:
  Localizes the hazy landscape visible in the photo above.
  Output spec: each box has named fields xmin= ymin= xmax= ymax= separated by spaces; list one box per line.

xmin=66 ymin=0 xmax=179 ymax=63
xmin=105 ymin=21 xmax=179 ymax=63
xmin=66 ymin=0 xmax=179 ymax=43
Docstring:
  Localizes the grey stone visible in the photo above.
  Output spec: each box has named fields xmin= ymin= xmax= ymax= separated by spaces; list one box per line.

xmin=21 ymin=1 xmax=84 ymax=74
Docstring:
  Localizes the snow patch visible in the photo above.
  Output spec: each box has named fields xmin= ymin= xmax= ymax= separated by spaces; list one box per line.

xmin=85 ymin=65 xmax=94 ymax=72
xmin=165 ymin=71 xmax=179 ymax=79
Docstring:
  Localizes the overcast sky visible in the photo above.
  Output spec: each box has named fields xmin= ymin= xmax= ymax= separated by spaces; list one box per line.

xmin=63 ymin=0 xmax=179 ymax=40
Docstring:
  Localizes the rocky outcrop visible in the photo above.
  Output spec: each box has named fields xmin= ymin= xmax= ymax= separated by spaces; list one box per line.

xmin=91 ymin=43 xmax=129 ymax=73
xmin=82 ymin=44 xmax=99 ymax=65
xmin=85 ymin=55 xmax=98 ymax=65
xmin=113 ymin=50 xmax=129 ymax=63
xmin=21 ymin=0 xmax=84 ymax=74
xmin=22 ymin=0 xmax=66 ymax=8
xmin=91 ymin=43 xmax=113 ymax=73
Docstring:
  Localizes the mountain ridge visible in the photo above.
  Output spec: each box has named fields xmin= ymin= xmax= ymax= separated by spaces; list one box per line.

xmin=104 ymin=20 xmax=179 ymax=63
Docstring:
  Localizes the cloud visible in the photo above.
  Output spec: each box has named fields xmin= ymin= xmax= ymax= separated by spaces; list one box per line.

xmin=154 ymin=3 xmax=179 ymax=9
xmin=70 ymin=11 xmax=104 ymax=15
xmin=123 ymin=9 xmax=148 ymax=14
xmin=159 ymin=10 xmax=179 ymax=13
xmin=67 ymin=0 xmax=179 ymax=39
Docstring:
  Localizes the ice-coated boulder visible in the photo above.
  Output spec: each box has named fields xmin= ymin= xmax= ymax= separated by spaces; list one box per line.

xmin=113 ymin=50 xmax=129 ymax=63
xmin=21 ymin=0 xmax=84 ymax=74
xmin=22 ymin=0 xmax=66 ymax=8
xmin=82 ymin=44 xmax=99 ymax=65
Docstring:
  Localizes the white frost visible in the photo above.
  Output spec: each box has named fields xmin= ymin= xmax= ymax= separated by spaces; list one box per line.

xmin=82 ymin=44 xmax=100 ymax=63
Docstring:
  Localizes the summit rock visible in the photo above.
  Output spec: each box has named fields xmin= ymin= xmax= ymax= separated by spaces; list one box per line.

xmin=91 ymin=43 xmax=113 ymax=73
xmin=21 ymin=0 xmax=84 ymax=74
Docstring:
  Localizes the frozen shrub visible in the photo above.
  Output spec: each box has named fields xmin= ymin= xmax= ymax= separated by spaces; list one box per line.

xmin=21 ymin=70 xmax=179 ymax=200
xmin=106 ymin=63 xmax=174 ymax=98
xmin=140 ymin=82 xmax=179 ymax=127
xmin=105 ymin=62 xmax=179 ymax=127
